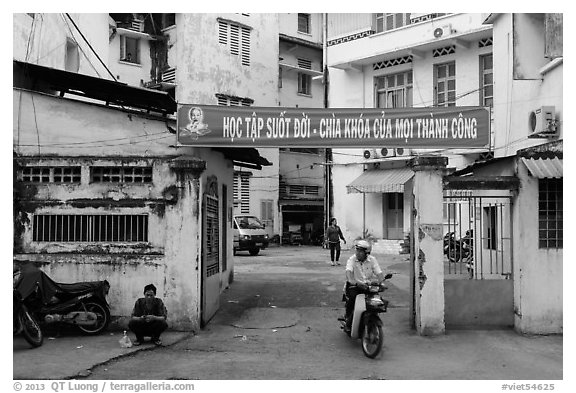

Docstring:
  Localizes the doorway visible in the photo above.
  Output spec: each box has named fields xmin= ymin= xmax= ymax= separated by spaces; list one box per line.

xmin=384 ymin=192 xmax=404 ymax=240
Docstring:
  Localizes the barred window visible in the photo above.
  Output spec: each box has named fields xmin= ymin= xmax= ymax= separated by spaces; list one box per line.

xmin=21 ymin=167 xmax=81 ymax=183
xmin=539 ymin=179 xmax=563 ymax=249
xmin=33 ymin=214 xmax=148 ymax=242
xmin=91 ymin=167 xmax=152 ymax=183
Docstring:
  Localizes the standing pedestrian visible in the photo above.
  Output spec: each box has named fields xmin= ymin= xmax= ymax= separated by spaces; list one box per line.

xmin=326 ymin=218 xmax=346 ymax=266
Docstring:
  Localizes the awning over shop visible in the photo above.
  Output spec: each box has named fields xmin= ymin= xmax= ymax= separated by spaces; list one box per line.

xmin=346 ymin=168 xmax=414 ymax=194
xmin=521 ymin=157 xmax=563 ymax=178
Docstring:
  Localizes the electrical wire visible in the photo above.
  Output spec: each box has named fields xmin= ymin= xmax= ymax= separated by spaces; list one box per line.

xmin=60 ymin=14 xmax=102 ymax=78
xmin=64 ymin=13 xmax=117 ymax=81
xmin=17 ymin=131 xmax=170 ymax=147
xmin=16 ymin=135 xmax=173 ymax=150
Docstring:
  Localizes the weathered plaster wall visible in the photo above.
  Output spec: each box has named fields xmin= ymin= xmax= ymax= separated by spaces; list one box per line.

xmin=513 ymin=161 xmax=562 ymax=334
xmin=13 ymin=89 xmax=237 ymax=331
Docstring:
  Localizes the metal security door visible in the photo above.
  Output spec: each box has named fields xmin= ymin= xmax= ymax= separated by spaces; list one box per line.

xmin=201 ymin=192 xmax=220 ymax=327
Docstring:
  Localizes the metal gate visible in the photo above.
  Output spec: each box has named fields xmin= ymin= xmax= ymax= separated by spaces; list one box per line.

xmin=443 ymin=194 xmax=514 ymax=328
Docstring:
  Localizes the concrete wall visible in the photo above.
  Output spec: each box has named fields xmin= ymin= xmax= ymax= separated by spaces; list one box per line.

xmin=279 ymin=13 xmax=323 ymax=43
xmin=14 ymin=13 xmax=112 ymax=78
xmin=13 ymin=89 xmax=236 ymax=331
xmin=492 ymin=14 xmax=563 ymax=157
xmin=174 ymin=13 xmax=281 ymax=236
xmin=513 ymin=161 xmax=563 ymax=334
xmin=279 ymin=41 xmax=324 ymax=108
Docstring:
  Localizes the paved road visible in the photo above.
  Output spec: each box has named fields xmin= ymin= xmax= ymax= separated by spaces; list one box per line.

xmin=83 ymin=245 xmax=562 ymax=381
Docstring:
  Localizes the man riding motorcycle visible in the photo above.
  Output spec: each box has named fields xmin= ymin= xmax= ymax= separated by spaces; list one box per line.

xmin=343 ymin=240 xmax=386 ymax=333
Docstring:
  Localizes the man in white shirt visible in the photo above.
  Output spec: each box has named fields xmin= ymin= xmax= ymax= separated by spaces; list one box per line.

xmin=343 ymin=239 xmax=386 ymax=333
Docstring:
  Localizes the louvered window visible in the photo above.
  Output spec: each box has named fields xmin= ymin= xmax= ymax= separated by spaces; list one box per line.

xmin=298 ymin=58 xmax=312 ymax=70
xmin=218 ymin=19 xmax=251 ymax=66
xmin=216 ymin=93 xmax=253 ymax=107
xmin=233 ymin=172 xmax=251 ymax=214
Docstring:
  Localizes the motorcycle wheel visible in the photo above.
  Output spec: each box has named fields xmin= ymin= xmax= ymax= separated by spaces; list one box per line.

xmin=361 ymin=322 xmax=384 ymax=359
xmin=19 ymin=306 xmax=43 ymax=347
xmin=77 ymin=302 xmax=110 ymax=335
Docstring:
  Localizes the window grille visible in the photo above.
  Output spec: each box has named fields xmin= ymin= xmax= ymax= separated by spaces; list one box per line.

xmin=204 ymin=195 xmax=220 ymax=277
xmin=217 ymin=20 xmax=251 ymax=66
xmin=373 ymin=55 xmax=412 ymax=70
xmin=21 ymin=167 xmax=81 ymax=183
xmin=479 ymin=37 xmax=493 ymax=48
xmin=480 ymin=54 xmax=493 ymax=107
xmin=539 ymin=179 xmax=563 ymax=249
xmin=434 ymin=62 xmax=456 ymax=107
xmin=33 ymin=214 xmax=148 ymax=242
xmin=375 ymin=71 xmax=413 ymax=109
xmin=433 ymin=45 xmax=456 ymax=58
xmin=91 ymin=167 xmax=152 ymax=183
xmin=298 ymin=13 xmax=311 ymax=34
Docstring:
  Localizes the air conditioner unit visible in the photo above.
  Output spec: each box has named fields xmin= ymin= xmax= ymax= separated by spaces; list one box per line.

xmin=395 ymin=148 xmax=411 ymax=157
xmin=433 ymin=24 xmax=453 ymax=39
xmin=363 ymin=149 xmax=380 ymax=159
xmin=528 ymin=106 xmax=558 ymax=138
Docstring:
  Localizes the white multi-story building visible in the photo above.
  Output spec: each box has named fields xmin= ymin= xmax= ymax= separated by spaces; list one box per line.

xmin=325 ymin=13 xmax=562 ymax=333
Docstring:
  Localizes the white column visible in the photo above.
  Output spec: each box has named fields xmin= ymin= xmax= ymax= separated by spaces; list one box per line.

xmin=409 ymin=156 xmax=447 ymax=336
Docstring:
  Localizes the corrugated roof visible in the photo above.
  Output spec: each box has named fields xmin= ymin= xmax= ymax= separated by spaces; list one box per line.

xmin=521 ymin=157 xmax=563 ymax=178
xmin=346 ymin=168 xmax=414 ymax=194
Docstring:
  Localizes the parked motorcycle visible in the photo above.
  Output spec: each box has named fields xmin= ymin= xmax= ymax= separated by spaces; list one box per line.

xmin=13 ymin=265 xmax=111 ymax=335
xmin=13 ymin=269 xmax=43 ymax=347
xmin=444 ymin=230 xmax=474 ymax=264
xmin=444 ymin=230 xmax=475 ymax=278
xmin=339 ymin=273 xmax=393 ymax=358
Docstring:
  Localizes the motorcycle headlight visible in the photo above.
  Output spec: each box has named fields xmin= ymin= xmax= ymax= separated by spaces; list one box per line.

xmin=367 ymin=297 xmax=384 ymax=307
xmin=243 ymin=235 xmax=251 ymax=240
xmin=264 ymin=234 xmax=269 ymax=239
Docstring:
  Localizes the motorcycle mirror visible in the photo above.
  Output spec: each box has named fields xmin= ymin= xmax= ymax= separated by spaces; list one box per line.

xmin=384 ymin=273 xmax=393 ymax=280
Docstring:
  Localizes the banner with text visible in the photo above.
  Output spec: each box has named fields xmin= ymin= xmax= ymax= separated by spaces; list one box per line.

xmin=177 ymin=105 xmax=490 ymax=148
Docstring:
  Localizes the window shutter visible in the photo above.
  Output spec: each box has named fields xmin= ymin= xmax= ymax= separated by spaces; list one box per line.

xmin=218 ymin=20 xmax=228 ymax=45
xmin=298 ymin=58 xmax=312 ymax=70
xmin=230 ymin=24 xmax=240 ymax=55
xmin=241 ymin=27 xmax=251 ymax=66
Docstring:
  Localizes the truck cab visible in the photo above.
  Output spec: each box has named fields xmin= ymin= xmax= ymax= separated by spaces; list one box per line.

xmin=233 ymin=215 xmax=270 ymax=256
